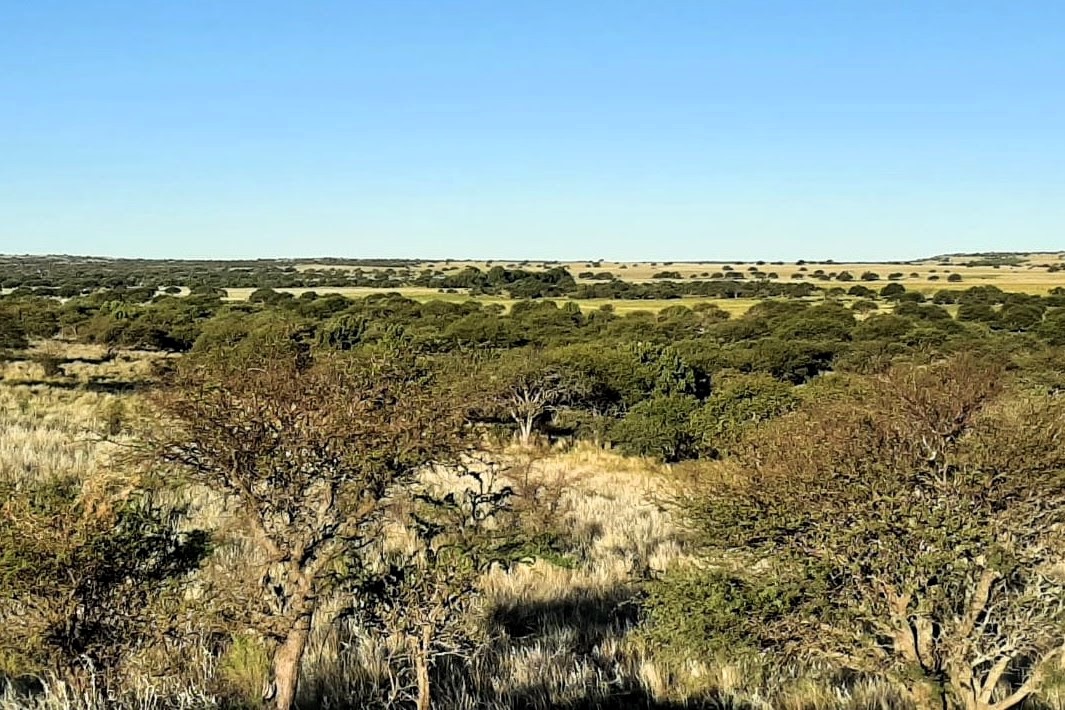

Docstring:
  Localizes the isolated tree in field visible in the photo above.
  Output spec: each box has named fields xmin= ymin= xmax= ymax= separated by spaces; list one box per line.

xmin=880 ymin=282 xmax=907 ymax=299
xmin=660 ymin=356 xmax=1065 ymax=710
xmin=479 ymin=349 xmax=589 ymax=446
xmin=149 ymin=347 xmax=469 ymax=710
xmin=0 ymin=474 xmax=207 ymax=693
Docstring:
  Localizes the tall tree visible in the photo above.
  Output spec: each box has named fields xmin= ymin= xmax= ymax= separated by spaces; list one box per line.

xmin=148 ymin=347 xmax=469 ymax=710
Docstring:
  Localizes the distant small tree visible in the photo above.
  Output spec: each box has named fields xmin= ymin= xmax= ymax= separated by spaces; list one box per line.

xmin=849 ymin=285 xmax=877 ymax=298
xmin=851 ymin=299 xmax=879 ymax=313
xmin=996 ymin=302 xmax=1044 ymax=332
xmin=957 ymin=302 xmax=998 ymax=324
xmin=478 ymin=349 xmax=589 ymax=446
xmin=880 ymin=282 xmax=907 ymax=299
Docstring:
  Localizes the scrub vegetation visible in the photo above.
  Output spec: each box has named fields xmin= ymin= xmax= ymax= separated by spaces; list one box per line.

xmin=4 ymin=252 xmax=1065 ymax=709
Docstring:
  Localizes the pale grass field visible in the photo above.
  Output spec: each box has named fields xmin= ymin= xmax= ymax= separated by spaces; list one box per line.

xmin=4 ymin=383 xmax=1065 ymax=708
xmin=222 ymin=285 xmax=765 ymax=315
xmin=232 ymin=252 xmax=1065 ymax=317
xmin=0 ymin=343 xmax=166 ymax=389
xmin=294 ymin=252 xmax=1065 ymax=294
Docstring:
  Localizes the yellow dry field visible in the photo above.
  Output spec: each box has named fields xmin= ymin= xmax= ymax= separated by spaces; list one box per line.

xmin=224 ymin=286 xmax=765 ymax=316
xmin=292 ymin=252 xmax=1065 ymax=297
xmin=223 ymin=286 xmax=466 ymax=302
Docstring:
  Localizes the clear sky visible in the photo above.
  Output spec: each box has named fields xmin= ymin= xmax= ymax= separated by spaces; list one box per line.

xmin=2 ymin=1 xmax=1063 ymax=261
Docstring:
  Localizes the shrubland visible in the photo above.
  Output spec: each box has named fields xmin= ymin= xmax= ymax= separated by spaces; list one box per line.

xmin=3 ymin=267 xmax=1065 ymax=709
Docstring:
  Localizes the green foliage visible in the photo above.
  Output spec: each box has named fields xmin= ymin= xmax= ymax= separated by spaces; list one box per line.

xmin=317 ymin=313 xmax=367 ymax=350
xmin=690 ymin=372 xmax=798 ymax=458
xmin=730 ymin=338 xmax=839 ymax=384
xmin=608 ymin=394 xmax=700 ymax=461
xmin=0 ymin=476 xmax=208 ymax=686
xmin=0 ymin=312 xmax=29 ymax=350
xmin=641 ymin=567 xmax=821 ymax=663
xmin=957 ymin=301 xmax=997 ymax=324
xmin=667 ymin=356 xmax=1065 ymax=709
xmin=1039 ymin=309 xmax=1065 ymax=345
xmin=996 ymin=301 xmax=1045 ymax=331
xmin=852 ymin=314 xmax=913 ymax=341
xmin=879 ymin=282 xmax=906 ymax=299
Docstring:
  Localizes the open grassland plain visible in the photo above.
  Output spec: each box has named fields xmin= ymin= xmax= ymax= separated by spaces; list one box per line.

xmin=223 ymin=287 xmax=765 ymax=316
xmin=293 ymin=252 xmax=1065 ymax=294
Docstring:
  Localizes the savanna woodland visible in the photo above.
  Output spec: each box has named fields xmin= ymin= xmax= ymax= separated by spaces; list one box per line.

xmin=5 ymin=253 xmax=1065 ymax=710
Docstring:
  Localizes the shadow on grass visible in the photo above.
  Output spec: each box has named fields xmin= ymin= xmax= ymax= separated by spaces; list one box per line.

xmin=486 ymin=582 xmax=643 ymax=653
xmin=295 ymin=584 xmax=734 ymax=709
xmin=496 ymin=683 xmax=751 ymax=710
xmin=6 ymin=377 xmax=148 ymax=394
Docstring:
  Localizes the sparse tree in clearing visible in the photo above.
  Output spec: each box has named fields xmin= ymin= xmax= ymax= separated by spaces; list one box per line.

xmin=478 ymin=349 xmax=589 ymax=446
xmin=148 ymin=347 xmax=470 ymax=710
xmin=665 ymin=356 xmax=1065 ymax=710
xmin=881 ymin=282 xmax=907 ymax=299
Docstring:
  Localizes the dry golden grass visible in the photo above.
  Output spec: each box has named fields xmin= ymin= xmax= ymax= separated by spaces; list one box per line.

xmin=10 ymin=389 xmax=1063 ymax=708
xmin=0 ymin=385 xmax=122 ymax=483
xmin=295 ymin=252 xmax=1065 ymax=294
xmin=0 ymin=342 xmax=168 ymax=389
xmin=226 ymin=253 xmax=1065 ymax=321
xmin=222 ymin=286 xmax=768 ymax=316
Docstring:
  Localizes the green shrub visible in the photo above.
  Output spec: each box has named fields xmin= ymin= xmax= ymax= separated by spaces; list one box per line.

xmin=690 ymin=373 xmax=797 ymax=458
xmin=608 ymin=394 xmax=700 ymax=461
xmin=0 ymin=313 xmax=29 ymax=350
xmin=640 ymin=567 xmax=812 ymax=663
xmin=0 ymin=476 xmax=208 ymax=690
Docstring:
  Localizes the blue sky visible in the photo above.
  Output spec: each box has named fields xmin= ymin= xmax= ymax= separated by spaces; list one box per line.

xmin=2 ymin=1 xmax=1063 ymax=261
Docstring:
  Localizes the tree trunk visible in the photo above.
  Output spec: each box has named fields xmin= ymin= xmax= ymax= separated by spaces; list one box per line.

xmin=272 ymin=614 xmax=312 ymax=710
xmin=519 ymin=415 xmax=534 ymax=447
xmin=412 ymin=625 xmax=432 ymax=710
xmin=909 ymin=678 xmax=949 ymax=710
